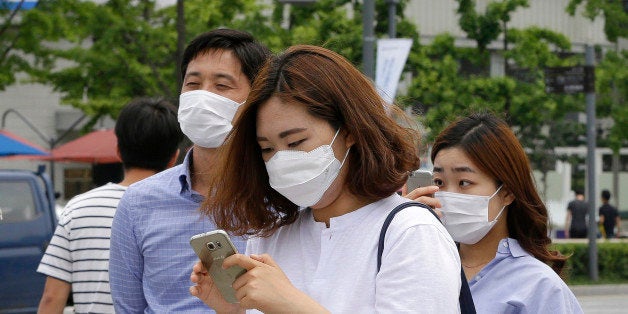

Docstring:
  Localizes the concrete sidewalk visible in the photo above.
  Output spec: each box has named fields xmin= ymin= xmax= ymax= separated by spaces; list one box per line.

xmin=570 ymin=284 xmax=628 ymax=313
xmin=570 ymin=283 xmax=628 ymax=296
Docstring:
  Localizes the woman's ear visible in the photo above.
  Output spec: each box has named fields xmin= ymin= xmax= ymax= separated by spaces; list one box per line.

xmin=343 ymin=130 xmax=355 ymax=148
xmin=502 ymin=187 xmax=515 ymax=207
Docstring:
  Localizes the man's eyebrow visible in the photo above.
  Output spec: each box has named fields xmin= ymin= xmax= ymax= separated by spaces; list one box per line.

xmin=183 ymin=72 xmax=238 ymax=82
xmin=183 ymin=71 xmax=201 ymax=80
xmin=212 ymin=73 xmax=237 ymax=82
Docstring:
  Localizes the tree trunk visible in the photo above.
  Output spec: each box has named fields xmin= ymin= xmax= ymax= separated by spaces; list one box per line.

xmin=176 ymin=0 xmax=186 ymax=98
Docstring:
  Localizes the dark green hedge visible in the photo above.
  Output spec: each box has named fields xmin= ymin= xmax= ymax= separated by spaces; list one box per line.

xmin=552 ymin=242 xmax=628 ymax=283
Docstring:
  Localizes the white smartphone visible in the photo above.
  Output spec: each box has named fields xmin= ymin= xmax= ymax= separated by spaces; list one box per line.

xmin=406 ymin=169 xmax=434 ymax=192
xmin=189 ymin=230 xmax=246 ymax=303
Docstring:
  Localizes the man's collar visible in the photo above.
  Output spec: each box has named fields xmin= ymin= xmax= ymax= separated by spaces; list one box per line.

xmin=178 ymin=149 xmax=194 ymax=194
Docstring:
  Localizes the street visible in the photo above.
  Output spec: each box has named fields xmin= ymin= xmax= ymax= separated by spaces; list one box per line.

xmin=573 ymin=284 xmax=628 ymax=313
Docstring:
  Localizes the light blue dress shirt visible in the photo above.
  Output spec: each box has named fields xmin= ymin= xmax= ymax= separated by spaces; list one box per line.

xmin=109 ymin=151 xmax=246 ymax=313
xmin=469 ymin=238 xmax=583 ymax=313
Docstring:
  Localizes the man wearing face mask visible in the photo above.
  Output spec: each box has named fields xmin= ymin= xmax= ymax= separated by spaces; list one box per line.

xmin=108 ymin=29 xmax=271 ymax=313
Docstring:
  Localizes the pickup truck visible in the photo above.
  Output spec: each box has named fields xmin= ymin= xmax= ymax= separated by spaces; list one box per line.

xmin=0 ymin=166 xmax=57 ymax=313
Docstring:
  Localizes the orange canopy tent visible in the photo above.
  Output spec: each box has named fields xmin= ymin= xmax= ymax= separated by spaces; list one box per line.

xmin=49 ymin=129 xmax=121 ymax=164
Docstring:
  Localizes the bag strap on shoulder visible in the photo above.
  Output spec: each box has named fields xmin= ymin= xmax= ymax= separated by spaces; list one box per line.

xmin=376 ymin=201 xmax=476 ymax=314
xmin=377 ymin=202 xmax=437 ymax=271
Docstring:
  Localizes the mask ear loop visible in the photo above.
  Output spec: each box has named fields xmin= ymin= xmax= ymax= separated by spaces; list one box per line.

xmin=488 ymin=185 xmax=506 ymax=223
xmin=329 ymin=128 xmax=341 ymax=145
xmin=489 ymin=185 xmax=504 ymax=199
xmin=490 ymin=205 xmax=507 ymax=223
xmin=332 ymin=128 xmax=351 ymax=168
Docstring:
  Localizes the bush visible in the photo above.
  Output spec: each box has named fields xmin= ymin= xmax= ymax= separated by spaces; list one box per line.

xmin=552 ymin=242 xmax=628 ymax=284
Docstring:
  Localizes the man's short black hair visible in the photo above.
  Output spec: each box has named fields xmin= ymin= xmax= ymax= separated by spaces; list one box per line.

xmin=115 ymin=97 xmax=183 ymax=172
xmin=601 ymin=189 xmax=611 ymax=201
xmin=180 ymin=28 xmax=271 ymax=84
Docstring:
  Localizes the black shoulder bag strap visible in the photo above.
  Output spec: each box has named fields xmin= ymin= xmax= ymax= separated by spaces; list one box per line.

xmin=377 ymin=202 xmax=476 ymax=314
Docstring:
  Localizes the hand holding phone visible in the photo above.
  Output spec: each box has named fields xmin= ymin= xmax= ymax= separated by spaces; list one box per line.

xmin=406 ymin=169 xmax=434 ymax=192
xmin=190 ymin=230 xmax=247 ymax=303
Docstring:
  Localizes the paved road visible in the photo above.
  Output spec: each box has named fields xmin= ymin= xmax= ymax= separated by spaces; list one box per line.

xmin=572 ymin=284 xmax=628 ymax=313
xmin=63 ymin=284 xmax=628 ymax=313
xmin=578 ymin=294 xmax=628 ymax=313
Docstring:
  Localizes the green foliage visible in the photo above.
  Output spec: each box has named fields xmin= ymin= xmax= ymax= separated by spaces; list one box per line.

xmin=568 ymin=1 xmax=628 ymax=154
xmin=3 ymin=0 xmax=419 ymax=120
xmin=455 ymin=0 xmax=529 ymax=51
xmin=2 ymin=0 xmax=625 ymax=166
xmin=566 ymin=0 xmax=628 ymax=42
xmin=595 ymin=50 xmax=628 ymax=152
xmin=0 ymin=2 xmax=32 ymax=90
xmin=6 ymin=0 xmax=275 ymax=119
xmin=553 ymin=242 xmax=628 ymax=283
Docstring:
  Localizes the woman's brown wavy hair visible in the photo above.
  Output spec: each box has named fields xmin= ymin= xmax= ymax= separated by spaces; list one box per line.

xmin=431 ymin=112 xmax=568 ymax=275
xmin=201 ymin=45 xmax=421 ymax=237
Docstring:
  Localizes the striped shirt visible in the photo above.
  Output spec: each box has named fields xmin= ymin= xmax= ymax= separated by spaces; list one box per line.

xmin=37 ymin=183 xmax=126 ymax=314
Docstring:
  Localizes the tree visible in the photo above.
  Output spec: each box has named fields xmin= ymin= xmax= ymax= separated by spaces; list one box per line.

xmin=0 ymin=0 xmax=31 ymax=90
xmin=14 ymin=0 xmax=265 ymax=122
xmin=8 ymin=0 xmax=419 ymax=121
xmin=405 ymin=0 xmax=587 ymax=200
xmin=566 ymin=0 xmax=628 ymax=42
xmin=566 ymin=0 xmax=628 ymax=201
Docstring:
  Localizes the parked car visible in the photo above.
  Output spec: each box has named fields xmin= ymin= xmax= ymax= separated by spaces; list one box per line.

xmin=0 ymin=166 xmax=57 ymax=313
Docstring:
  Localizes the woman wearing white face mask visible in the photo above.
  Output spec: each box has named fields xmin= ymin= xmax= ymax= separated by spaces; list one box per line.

xmin=413 ymin=112 xmax=582 ymax=313
xmin=189 ymin=45 xmax=462 ymax=313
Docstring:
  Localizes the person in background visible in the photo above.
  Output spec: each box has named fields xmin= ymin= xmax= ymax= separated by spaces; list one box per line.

xmin=407 ymin=112 xmax=582 ymax=313
xmin=599 ymin=189 xmax=620 ymax=239
xmin=566 ymin=190 xmax=589 ymax=239
xmin=108 ymin=29 xmax=271 ymax=312
xmin=37 ymin=97 xmax=183 ymax=313
xmin=190 ymin=45 xmax=461 ymax=313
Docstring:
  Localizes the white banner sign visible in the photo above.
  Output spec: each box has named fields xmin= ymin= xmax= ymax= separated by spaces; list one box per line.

xmin=375 ymin=38 xmax=413 ymax=104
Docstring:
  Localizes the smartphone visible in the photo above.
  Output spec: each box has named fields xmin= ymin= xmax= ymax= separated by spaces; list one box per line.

xmin=189 ymin=230 xmax=247 ymax=303
xmin=406 ymin=169 xmax=434 ymax=192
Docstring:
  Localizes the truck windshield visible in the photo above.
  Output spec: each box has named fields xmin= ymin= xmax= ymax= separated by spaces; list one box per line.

xmin=0 ymin=181 xmax=36 ymax=223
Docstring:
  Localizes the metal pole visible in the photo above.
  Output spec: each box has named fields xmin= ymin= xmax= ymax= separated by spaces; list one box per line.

xmin=1 ymin=108 xmax=86 ymax=192
xmin=386 ymin=0 xmax=397 ymax=38
xmin=585 ymin=44 xmax=598 ymax=281
xmin=362 ymin=0 xmax=375 ymax=79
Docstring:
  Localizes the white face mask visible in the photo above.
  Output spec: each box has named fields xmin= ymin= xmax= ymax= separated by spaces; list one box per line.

xmin=265 ymin=129 xmax=350 ymax=208
xmin=434 ymin=186 xmax=505 ymax=244
xmin=178 ymin=90 xmax=244 ymax=148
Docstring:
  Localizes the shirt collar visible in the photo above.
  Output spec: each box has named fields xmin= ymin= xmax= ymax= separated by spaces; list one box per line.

xmin=496 ymin=237 xmax=529 ymax=258
xmin=178 ymin=149 xmax=194 ymax=194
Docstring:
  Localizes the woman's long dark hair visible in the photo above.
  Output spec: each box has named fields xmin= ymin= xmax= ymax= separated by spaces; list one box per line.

xmin=431 ymin=112 xmax=567 ymax=275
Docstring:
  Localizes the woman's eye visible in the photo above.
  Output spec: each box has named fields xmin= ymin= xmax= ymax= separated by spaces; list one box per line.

xmin=288 ymin=139 xmax=305 ymax=148
xmin=260 ymin=147 xmax=273 ymax=154
xmin=459 ymin=180 xmax=471 ymax=187
xmin=433 ymin=178 xmax=443 ymax=186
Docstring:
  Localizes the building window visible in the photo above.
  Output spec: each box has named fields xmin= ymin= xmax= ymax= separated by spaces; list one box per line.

xmin=64 ymin=168 xmax=92 ymax=199
xmin=602 ymin=154 xmax=628 ymax=172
